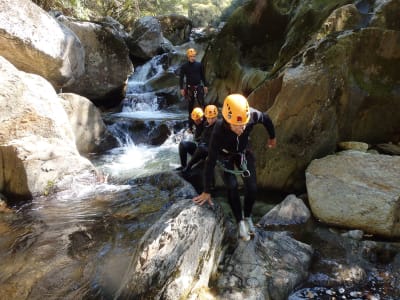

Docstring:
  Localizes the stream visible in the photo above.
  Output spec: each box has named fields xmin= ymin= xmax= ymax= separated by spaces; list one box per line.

xmin=0 ymin=54 xmax=399 ymax=300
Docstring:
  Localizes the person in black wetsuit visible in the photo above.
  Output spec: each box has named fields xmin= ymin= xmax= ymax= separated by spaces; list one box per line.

xmin=176 ymin=107 xmax=206 ymax=171
xmin=179 ymin=48 xmax=208 ymax=130
xmin=181 ymin=104 xmax=219 ymax=176
xmin=192 ymin=94 xmax=277 ymax=241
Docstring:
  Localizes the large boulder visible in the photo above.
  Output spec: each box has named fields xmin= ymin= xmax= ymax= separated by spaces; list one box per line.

xmin=0 ymin=56 xmax=97 ymax=200
xmin=0 ymin=0 xmax=85 ymax=90
xmin=59 ymin=93 xmax=117 ymax=154
xmin=217 ymin=231 xmax=313 ymax=300
xmin=202 ymin=0 xmax=400 ymax=192
xmin=306 ymin=150 xmax=400 ymax=238
xmin=156 ymin=14 xmax=192 ymax=45
xmin=58 ymin=17 xmax=133 ymax=108
xmin=370 ymin=0 xmax=400 ymax=30
xmin=117 ymin=199 xmax=226 ymax=299
xmin=254 ymin=27 xmax=400 ymax=191
xmin=126 ymin=16 xmax=168 ymax=61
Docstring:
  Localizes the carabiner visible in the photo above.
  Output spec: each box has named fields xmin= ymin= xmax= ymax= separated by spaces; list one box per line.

xmin=241 ymin=170 xmax=251 ymax=177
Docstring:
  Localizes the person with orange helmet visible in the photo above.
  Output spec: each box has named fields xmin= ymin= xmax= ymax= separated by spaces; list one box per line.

xmin=181 ymin=104 xmax=219 ymax=176
xmin=193 ymin=94 xmax=276 ymax=241
xmin=176 ymin=107 xmax=207 ymax=171
xmin=179 ymin=48 xmax=208 ymax=130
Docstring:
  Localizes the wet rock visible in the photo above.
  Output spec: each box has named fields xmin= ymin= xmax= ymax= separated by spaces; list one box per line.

xmin=341 ymin=229 xmax=364 ymax=240
xmin=116 ymin=199 xmax=225 ymax=299
xmin=258 ymin=194 xmax=311 ymax=227
xmin=217 ymin=231 xmax=313 ymax=300
xmin=375 ymin=143 xmax=400 ymax=155
xmin=306 ymin=150 xmax=400 ymax=237
xmin=338 ymin=141 xmax=369 ymax=152
xmin=0 ymin=0 xmax=85 ymax=89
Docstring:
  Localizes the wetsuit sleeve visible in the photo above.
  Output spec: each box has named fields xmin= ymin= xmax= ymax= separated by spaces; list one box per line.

xmin=200 ymin=122 xmax=214 ymax=144
xmin=203 ymin=121 xmax=221 ymax=193
xmin=251 ymin=108 xmax=276 ymax=139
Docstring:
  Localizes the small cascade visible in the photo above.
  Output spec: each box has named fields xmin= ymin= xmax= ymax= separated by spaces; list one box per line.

xmin=126 ymin=54 xmax=167 ymax=93
xmin=95 ymin=53 xmax=190 ymax=181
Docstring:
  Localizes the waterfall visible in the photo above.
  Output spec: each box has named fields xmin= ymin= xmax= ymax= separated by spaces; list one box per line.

xmin=95 ymin=54 xmax=189 ymax=181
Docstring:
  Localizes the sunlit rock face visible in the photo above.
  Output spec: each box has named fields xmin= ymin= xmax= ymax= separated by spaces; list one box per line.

xmin=0 ymin=57 xmax=97 ymax=200
xmin=58 ymin=17 xmax=133 ymax=108
xmin=59 ymin=93 xmax=117 ymax=154
xmin=203 ymin=0 xmax=400 ymax=192
xmin=306 ymin=150 xmax=400 ymax=238
xmin=0 ymin=0 xmax=85 ymax=90
xmin=157 ymin=14 xmax=192 ymax=45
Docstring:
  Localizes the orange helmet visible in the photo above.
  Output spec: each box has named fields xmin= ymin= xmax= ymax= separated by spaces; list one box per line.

xmin=186 ymin=48 xmax=197 ymax=57
xmin=222 ymin=94 xmax=250 ymax=125
xmin=191 ymin=107 xmax=204 ymax=121
xmin=204 ymin=105 xmax=218 ymax=118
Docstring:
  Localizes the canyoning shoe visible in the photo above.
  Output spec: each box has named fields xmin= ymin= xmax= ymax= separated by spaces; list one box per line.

xmin=238 ymin=220 xmax=250 ymax=241
xmin=245 ymin=217 xmax=256 ymax=235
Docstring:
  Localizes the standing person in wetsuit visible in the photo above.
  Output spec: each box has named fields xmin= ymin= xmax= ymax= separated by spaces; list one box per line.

xmin=179 ymin=48 xmax=208 ymax=130
xmin=181 ymin=104 xmax=219 ymax=176
xmin=192 ymin=94 xmax=277 ymax=241
xmin=176 ymin=107 xmax=206 ymax=171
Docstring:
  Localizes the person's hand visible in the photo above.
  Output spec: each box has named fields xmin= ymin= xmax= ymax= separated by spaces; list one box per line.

xmin=204 ymin=86 xmax=208 ymax=95
xmin=193 ymin=192 xmax=213 ymax=206
xmin=267 ymin=138 xmax=276 ymax=149
xmin=180 ymin=89 xmax=186 ymax=97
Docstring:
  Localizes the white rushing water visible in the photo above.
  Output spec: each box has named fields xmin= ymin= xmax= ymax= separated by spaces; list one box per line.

xmin=94 ymin=54 xmax=191 ymax=182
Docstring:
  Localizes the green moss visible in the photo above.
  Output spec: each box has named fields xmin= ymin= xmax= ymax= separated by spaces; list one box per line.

xmin=272 ymin=0 xmax=353 ymax=73
xmin=351 ymin=70 xmax=396 ymax=97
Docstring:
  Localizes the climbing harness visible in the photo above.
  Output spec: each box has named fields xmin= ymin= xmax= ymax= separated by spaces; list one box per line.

xmin=187 ymin=85 xmax=204 ymax=107
xmin=217 ymin=151 xmax=251 ymax=178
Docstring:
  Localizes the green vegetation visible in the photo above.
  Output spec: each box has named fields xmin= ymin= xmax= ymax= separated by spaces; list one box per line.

xmin=32 ymin=0 xmax=241 ymax=30
xmin=32 ymin=0 xmax=191 ymax=30
xmin=43 ymin=180 xmax=55 ymax=196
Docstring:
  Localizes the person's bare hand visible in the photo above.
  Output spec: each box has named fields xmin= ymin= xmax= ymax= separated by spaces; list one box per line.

xmin=204 ymin=87 xmax=208 ymax=95
xmin=180 ymin=89 xmax=185 ymax=97
xmin=193 ymin=192 xmax=213 ymax=206
xmin=267 ymin=138 xmax=277 ymax=149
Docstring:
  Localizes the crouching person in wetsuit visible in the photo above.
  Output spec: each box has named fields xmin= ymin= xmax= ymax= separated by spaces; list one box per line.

xmin=176 ymin=107 xmax=206 ymax=171
xmin=192 ymin=94 xmax=277 ymax=241
xmin=181 ymin=104 xmax=219 ymax=176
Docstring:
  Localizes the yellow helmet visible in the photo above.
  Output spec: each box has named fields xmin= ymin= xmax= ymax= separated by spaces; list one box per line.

xmin=186 ymin=48 xmax=197 ymax=57
xmin=222 ymin=94 xmax=250 ymax=125
xmin=204 ymin=105 xmax=218 ymax=118
xmin=191 ymin=107 xmax=204 ymax=121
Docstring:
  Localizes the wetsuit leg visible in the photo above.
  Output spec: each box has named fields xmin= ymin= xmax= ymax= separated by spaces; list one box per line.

xmin=186 ymin=145 xmax=207 ymax=170
xmin=222 ymin=160 xmax=242 ymax=223
xmin=242 ymin=151 xmax=257 ymax=218
xmin=196 ymin=87 xmax=205 ymax=108
xmin=179 ymin=141 xmax=196 ymax=167
xmin=187 ymin=142 xmax=197 ymax=156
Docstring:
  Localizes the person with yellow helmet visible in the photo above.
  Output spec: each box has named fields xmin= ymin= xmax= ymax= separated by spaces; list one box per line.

xmin=181 ymin=104 xmax=219 ymax=176
xmin=176 ymin=107 xmax=207 ymax=171
xmin=179 ymin=48 xmax=208 ymax=131
xmin=193 ymin=94 xmax=276 ymax=241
